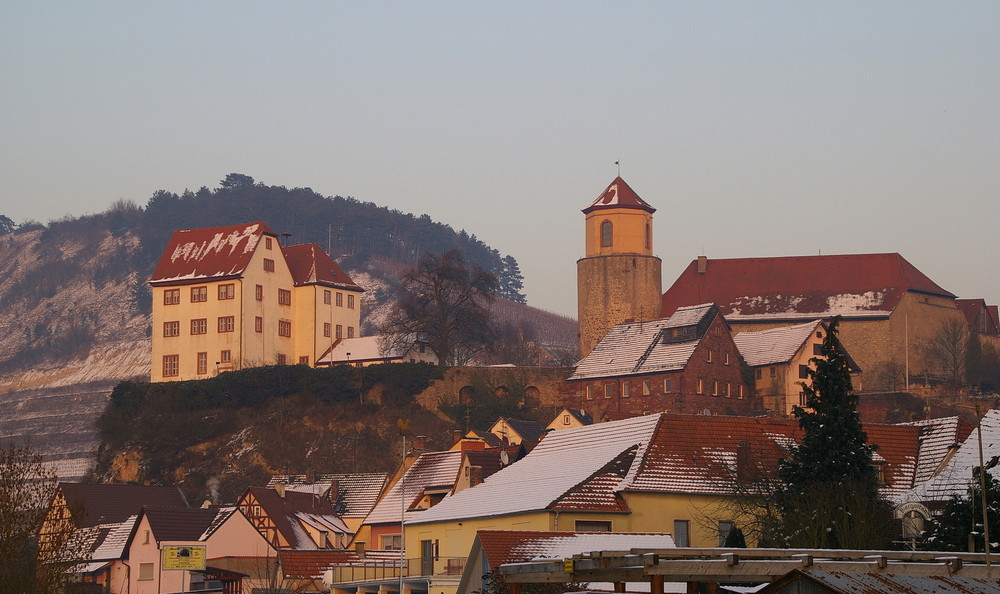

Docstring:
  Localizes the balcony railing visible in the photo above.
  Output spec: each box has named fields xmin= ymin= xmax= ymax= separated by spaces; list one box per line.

xmin=328 ymin=557 xmax=466 ymax=583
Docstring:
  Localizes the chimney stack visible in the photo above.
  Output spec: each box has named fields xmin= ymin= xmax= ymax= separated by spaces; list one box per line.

xmin=275 ymin=483 xmax=285 ymax=498
xmin=736 ymin=440 xmax=752 ymax=483
xmin=697 ymin=255 xmax=708 ymax=274
xmin=414 ymin=435 xmax=427 ymax=451
xmin=452 ymin=429 xmax=463 ymax=444
xmin=329 ymin=479 xmax=340 ymax=505
xmin=470 ymin=465 xmax=484 ymax=487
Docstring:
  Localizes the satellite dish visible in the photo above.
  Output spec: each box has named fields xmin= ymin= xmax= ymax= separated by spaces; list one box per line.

xmin=499 ymin=451 xmax=510 ymax=466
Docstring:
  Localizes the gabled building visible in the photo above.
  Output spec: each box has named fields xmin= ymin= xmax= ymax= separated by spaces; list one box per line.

xmin=317 ymin=335 xmax=438 ymax=367
xmin=545 ymin=407 xmax=593 ymax=431
xmin=661 ymin=253 xmax=966 ymax=391
xmin=267 ymin=473 xmax=390 ymax=534
xmin=149 ymin=222 xmax=362 ymax=381
xmin=238 ymin=485 xmax=353 ymax=550
xmin=123 ymin=505 xmax=272 ymax=594
xmin=402 ymin=412 xmax=922 ymax=569
xmin=733 ymin=320 xmax=861 ymax=416
xmin=486 ymin=417 xmax=545 ymax=445
xmin=568 ymin=303 xmax=754 ymax=417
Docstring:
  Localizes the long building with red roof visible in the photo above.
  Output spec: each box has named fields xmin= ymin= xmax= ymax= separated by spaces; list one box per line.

xmin=149 ymin=221 xmax=363 ymax=381
xmin=661 ymin=253 xmax=968 ymax=391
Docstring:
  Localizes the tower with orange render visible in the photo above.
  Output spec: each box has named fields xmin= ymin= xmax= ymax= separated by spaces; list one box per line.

xmin=576 ymin=177 xmax=663 ymax=358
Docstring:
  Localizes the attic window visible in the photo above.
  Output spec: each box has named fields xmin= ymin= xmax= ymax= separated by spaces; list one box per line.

xmin=265 ymin=237 xmax=273 ymax=250
xmin=563 ymin=414 xmax=571 ymax=425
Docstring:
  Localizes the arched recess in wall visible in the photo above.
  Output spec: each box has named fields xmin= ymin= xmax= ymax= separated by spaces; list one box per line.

xmin=459 ymin=385 xmax=474 ymax=405
xmin=524 ymin=386 xmax=540 ymax=407
xmin=600 ymin=220 xmax=613 ymax=247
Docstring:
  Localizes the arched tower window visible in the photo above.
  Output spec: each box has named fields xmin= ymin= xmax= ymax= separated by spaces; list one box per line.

xmin=645 ymin=223 xmax=651 ymax=250
xmin=600 ymin=220 xmax=613 ymax=247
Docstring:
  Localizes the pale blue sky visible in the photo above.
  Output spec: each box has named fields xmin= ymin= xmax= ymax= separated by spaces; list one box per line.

xmin=2 ymin=2 xmax=998 ymax=317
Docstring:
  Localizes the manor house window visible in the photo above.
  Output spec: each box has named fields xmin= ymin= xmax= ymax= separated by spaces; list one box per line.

xmin=191 ymin=286 xmax=207 ymax=303
xmin=163 ymin=289 xmax=180 ymax=305
xmin=163 ymin=321 xmax=179 ymax=337
xmin=218 ymin=284 xmax=234 ymax=300
xmin=191 ymin=318 xmax=207 ymax=335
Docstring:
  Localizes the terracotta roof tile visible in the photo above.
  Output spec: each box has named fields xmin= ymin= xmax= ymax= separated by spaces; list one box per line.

xmin=364 ymin=451 xmax=463 ymax=526
xmin=733 ymin=321 xmax=821 ymax=367
xmin=242 ymin=487 xmax=350 ymax=549
xmin=267 ymin=473 xmax=388 ymax=518
xmin=583 ymin=177 xmax=656 ymax=214
xmin=58 ymin=483 xmax=188 ymax=527
xmin=282 ymin=243 xmax=361 ymax=290
xmin=662 ymin=253 xmax=955 ymax=320
xmin=150 ymin=221 xmax=276 ymax=284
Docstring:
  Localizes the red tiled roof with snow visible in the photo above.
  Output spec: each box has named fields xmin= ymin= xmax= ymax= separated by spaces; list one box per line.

xmin=899 ymin=409 xmax=1000 ymax=505
xmin=476 ymin=530 xmax=673 ymax=567
xmin=899 ymin=416 xmax=973 ymax=486
xmin=282 ymin=243 xmax=362 ymax=291
xmin=407 ymin=413 xmax=921 ymax=525
xmin=363 ymin=450 xmax=463 ymax=526
xmin=661 ymin=253 xmax=955 ymax=321
xmin=267 ymin=473 xmax=389 ymax=519
xmin=733 ymin=321 xmax=822 ymax=367
xmin=955 ymin=298 xmax=1000 ymax=335
xmin=582 ymin=177 xmax=655 ymax=214
xmin=150 ymin=221 xmax=278 ymax=284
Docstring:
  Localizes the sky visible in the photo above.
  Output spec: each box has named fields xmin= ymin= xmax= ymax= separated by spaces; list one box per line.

xmin=2 ymin=2 xmax=998 ymax=318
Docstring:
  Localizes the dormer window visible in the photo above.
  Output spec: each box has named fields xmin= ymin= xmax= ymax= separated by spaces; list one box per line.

xmin=600 ymin=220 xmax=613 ymax=247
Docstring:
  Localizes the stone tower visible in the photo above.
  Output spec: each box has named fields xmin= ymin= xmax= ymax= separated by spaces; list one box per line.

xmin=577 ymin=176 xmax=663 ymax=358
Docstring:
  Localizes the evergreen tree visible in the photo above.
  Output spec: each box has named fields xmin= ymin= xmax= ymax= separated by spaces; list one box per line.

xmin=498 ymin=255 xmax=526 ymax=304
xmin=0 ymin=214 xmax=14 ymax=234
xmin=777 ymin=317 xmax=891 ymax=548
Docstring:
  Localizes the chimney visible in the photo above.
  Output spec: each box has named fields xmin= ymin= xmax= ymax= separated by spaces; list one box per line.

xmin=329 ymin=480 xmax=340 ymax=505
xmin=452 ymin=429 xmax=463 ymax=444
xmin=736 ymin=440 xmax=752 ymax=483
xmin=306 ymin=469 xmax=315 ymax=484
xmin=275 ymin=483 xmax=285 ymax=498
xmin=470 ymin=465 xmax=484 ymax=487
xmin=697 ymin=255 xmax=708 ymax=274
xmin=414 ymin=435 xmax=427 ymax=451
xmin=355 ymin=540 xmax=366 ymax=558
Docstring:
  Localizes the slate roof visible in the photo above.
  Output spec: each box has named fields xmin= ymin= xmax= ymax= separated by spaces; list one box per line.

xmin=363 ymin=450 xmax=464 ymax=525
xmin=582 ymin=176 xmax=655 ymax=214
xmin=282 ymin=243 xmax=362 ymax=290
xmin=140 ymin=506 xmax=237 ymax=542
xmin=898 ymin=409 xmax=1000 ymax=505
xmin=57 ymin=483 xmax=188 ymax=527
xmin=662 ymin=253 xmax=955 ymax=321
xmin=243 ymin=487 xmax=351 ymax=549
xmin=407 ymin=413 xmax=922 ymax=525
xmin=150 ymin=221 xmax=277 ymax=284
xmin=492 ymin=418 xmax=545 ymax=443
xmin=569 ymin=304 xmax=716 ymax=380
xmin=733 ymin=321 xmax=822 ymax=367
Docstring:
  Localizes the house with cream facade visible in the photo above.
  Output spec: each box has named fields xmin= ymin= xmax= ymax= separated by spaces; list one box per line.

xmin=149 ymin=222 xmax=362 ymax=381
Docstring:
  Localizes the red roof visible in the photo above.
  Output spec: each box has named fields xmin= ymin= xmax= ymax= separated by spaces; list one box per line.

xmin=240 ymin=487 xmax=344 ymax=549
xmin=140 ymin=506 xmax=234 ymax=542
xmin=662 ymin=253 xmax=955 ymax=319
xmin=57 ymin=483 xmax=188 ymax=527
xmin=150 ymin=221 xmax=277 ymax=285
xmin=282 ymin=243 xmax=362 ymax=291
xmin=582 ymin=176 xmax=655 ymax=214
xmin=955 ymin=298 xmax=1000 ymax=335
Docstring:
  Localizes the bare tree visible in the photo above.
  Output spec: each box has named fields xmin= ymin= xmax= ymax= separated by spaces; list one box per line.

xmin=1 ymin=441 xmax=87 ymax=592
xmin=928 ymin=318 xmax=970 ymax=389
xmin=379 ymin=250 xmax=498 ymax=366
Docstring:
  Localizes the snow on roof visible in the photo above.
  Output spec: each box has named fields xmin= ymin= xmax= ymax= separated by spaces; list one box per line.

xmin=318 ymin=336 xmax=396 ymax=365
xmin=897 ymin=409 xmax=1000 ymax=504
xmin=570 ymin=304 xmax=714 ymax=380
xmin=282 ymin=243 xmax=361 ymax=290
xmin=662 ymin=253 xmax=955 ymax=320
xmin=90 ymin=515 xmax=138 ymax=560
xmin=407 ymin=415 xmax=662 ymax=525
xmin=477 ymin=530 xmax=674 ymax=566
xmin=899 ymin=416 xmax=968 ymax=485
xmin=582 ymin=177 xmax=655 ymax=214
xmin=364 ymin=451 xmax=464 ymax=525
xmin=150 ymin=222 xmax=276 ymax=284
xmin=733 ymin=321 xmax=821 ymax=367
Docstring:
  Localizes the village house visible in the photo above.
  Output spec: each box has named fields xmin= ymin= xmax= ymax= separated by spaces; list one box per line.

xmin=733 ymin=320 xmax=861 ymax=416
xmin=568 ymin=303 xmax=755 ymax=418
xmin=661 ymin=253 xmax=969 ymax=392
xmin=545 ymin=407 xmax=593 ymax=431
xmin=267 ymin=472 xmax=390 ymax=534
xmin=149 ymin=221 xmax=362 ymax=381
xmin=316 ymin=335 xmax=438 ymax=367
xmin=238 ymin=485 xmax=354 ymax=550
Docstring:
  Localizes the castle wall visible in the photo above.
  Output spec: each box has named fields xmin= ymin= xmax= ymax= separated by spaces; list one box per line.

xmin=577 ymin=254 xmax=662 ymax=358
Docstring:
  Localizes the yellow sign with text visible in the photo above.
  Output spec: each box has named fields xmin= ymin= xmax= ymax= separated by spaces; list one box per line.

xmin=162 ymin=545 xmax=207 ymax=570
